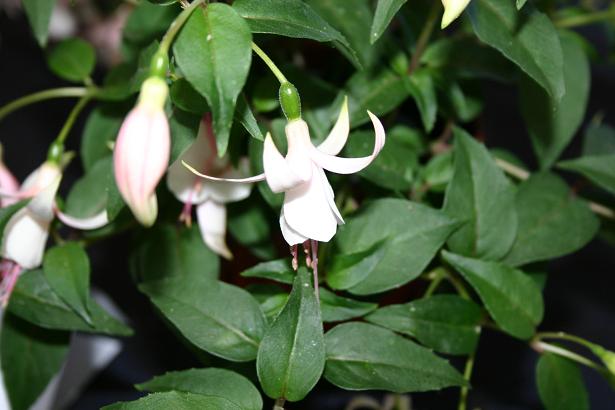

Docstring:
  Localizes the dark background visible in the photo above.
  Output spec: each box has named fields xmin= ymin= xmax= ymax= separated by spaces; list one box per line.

xmin=1 ymin=7 xmax=614 ymax=410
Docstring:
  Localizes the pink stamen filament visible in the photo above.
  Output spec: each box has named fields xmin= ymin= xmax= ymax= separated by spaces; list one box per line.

xmin=0 ymin=260 xmax=21 ymax=307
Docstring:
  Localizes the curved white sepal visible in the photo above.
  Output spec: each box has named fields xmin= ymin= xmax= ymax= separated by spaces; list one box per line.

xmin=56 ymin=209 xmax=109 ymax=230
xmin=263 ymin=133 xmax=307 ymax=193
xmin=182 ymin=160 xmax=266 ymax=184
xmin=28 ymin=176 xmax=61 ymax=221
xmin=317 ymin=96 xmax=350 ymax=156
xmin=279 ymin=210 xmax=309 ymax=246
xmin=196 ymin=200 xmax=232 ymax=260
xmin=441 ymin=0 xmax=471 ymax=29
xmin=309 ymin=110 xmax=385 ymax=174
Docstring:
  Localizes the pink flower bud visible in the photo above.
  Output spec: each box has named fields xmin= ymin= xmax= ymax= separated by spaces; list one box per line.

xmin=113 ymin=77 xmax=170 ymax=226
xmin=0 ymin=144 xmax=19 ymax=207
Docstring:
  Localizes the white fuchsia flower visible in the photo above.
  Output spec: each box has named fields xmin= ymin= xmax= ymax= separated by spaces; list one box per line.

xmin=167 ymin=114 xmax=252 ymax=259
xmin=0 ymin=161 xmax=109 ymax=306
xmin=441 ymin=0 xmax=472 ymax=29
xmin=113 ymin=76 xmax=170 ymax=227
xmin=183 ymin=96 xmax=386 ymax=246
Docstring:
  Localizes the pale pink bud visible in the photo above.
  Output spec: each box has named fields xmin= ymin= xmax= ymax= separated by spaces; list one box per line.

xmin=0 ymin=144 xmax=19 ymax=207
xmin=113 ymin=77 xmax=170 ymax=227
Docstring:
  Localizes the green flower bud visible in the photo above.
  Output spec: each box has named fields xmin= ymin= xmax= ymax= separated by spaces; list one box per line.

xmin=279 ymin=82 xmax=301 ymax=121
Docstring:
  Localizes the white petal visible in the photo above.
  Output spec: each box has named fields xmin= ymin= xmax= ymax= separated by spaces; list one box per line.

xmin=196 ymin=200 xmax=232 ymax=260
xmin=283 ymin=164 xmax=338 ymax=243
xmin=263 ymin=132 xmax=306 ymax=193
xmin=56 ymin=209 xmax=109 ymax=230
xmin=1 ymin=208 xmax=50 ymax=269
xmin=309 ymin=111 xmax=386 ymax=174
xmin=279 ymin=209 xmax=308 ymax=246
xmin=182 ymin=160 xmax=265 ymax=183
xmin=441 ymin=0 xmax=471 ymax=29
xmin=317 ymin=166 xmax=344 ymax=224
xmin=317 ymin=96 xmax=349 ymax=155
xmin=27 ymin=175 xmax=61 ymax=221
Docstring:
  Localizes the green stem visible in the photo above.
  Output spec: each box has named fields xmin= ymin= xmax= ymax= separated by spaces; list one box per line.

xmin=446 ymin=271 xmax=471 ymax=300
xmin=424 ymin=267 xmax=447 ymax=297
xmin=531 ymin=340 xmax=606 ymax=373
xmin=252 ymin=42 xmax=288 ymax=84
xmin=158 ymin=0 xmax=206 ymax=55
xmin=407 ymin=0 xmax=440 ymax=75
xmin=556 ymin=9 xmax=615 ymax=29
xmin=56 ymin=94 xmax=94 ymax=145
xmin=0 ymin=87 xmax=89 ymax=122
xmin=458 ymin=353 xmax=475 ymax=410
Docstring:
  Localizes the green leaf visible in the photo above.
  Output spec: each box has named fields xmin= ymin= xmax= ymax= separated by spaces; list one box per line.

xmin=257 ymin=267 xmax=325 ymax=401
xmin=520 ymin=32 xmax=590 ymax=169
xmin=365 ymin=295 xmax=482 ymax=355
xmin=324 ymin=322 xmax=466 ymax=392
xmin=47 ymin=38 xmax=96 ymax=82
xmin=469 ymin=0 xmax=564 ymax=100
xmin=241 ymin=258 xmax=294 ymax=284
xmin=1 ymin=314 xmax=69 ymax=410
xmin=558 ymin=155 xmax=615 ymax=196
xmin=140 ymin=276 xmax=266 ymax=362
xmin=583 ymin=123 xmax=615 ymax=156
xmin=42 ymin=243 xmax=92 ymax=324
xmin=536 ymin=354 xmax=589 ymax=410
xmin=346 ymin=68 xmax=409 ymax=127
xmin=343 ymin=126 xmax=419 ymax=191
xmin=370 ymin=0 xmax=407 ymax=44
xmin=170 ymin=79 xmax=210 ymax=115
xmin=234 ymin=0 xmax=360 ymax=68
xmin=442 ymin=251 xmax=544 ymax=340
xmin=65 ymin=157 xmax=112 ymax=218
xmin=320 ymin=288 xmax=377 ymax=322
xmin=503 ymin=173 xmax=600 ymax=267
xmin=136 ymin=368 xmax=263 ymax=410
xmin=130 ymin=224 xmax=219 ymax=282
xmin=420 ymin=150 xmax=453 ymax=193
xmin=404 ymin=68 xmax=437 ymax=133
xmin=8 ymin=270 xmax=132 ymax=336
xmin=22 ymin=0 xmax=56 ymax=46
xmin=169 ymin=108 xmax=201 ymax=163
xmin=306 ymin=0 xmax=376 ymax=68
xmin=174 ymin=3 xmax=252 ymax=156
xmin=228 ymin=202 xmax=275 ymax=259
xmin=80 ymin=105 xmax=125 ymax=171
xmin=235 ymin=95 xmax=264 ymax=141
xmin=329 ymin=199 xmax=460 ymax=295
xmin=443 ymin=128 xmax=517 ymax=260
xmin=122 ymin=2 xmax=177 ymax=50
xmin=102 ymin=392 xmax=241 ymax=410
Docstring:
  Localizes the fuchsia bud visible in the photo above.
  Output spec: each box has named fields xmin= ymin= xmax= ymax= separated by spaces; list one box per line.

xmin=0 ymin=144 xmax=19 ymax=207
xmin=113 ymin=77 xmax=170 ymax=227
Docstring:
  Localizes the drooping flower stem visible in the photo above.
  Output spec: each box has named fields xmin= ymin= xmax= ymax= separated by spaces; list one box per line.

xmin=457 ymin=352 xmax=475 ymax=410
xmin=0 ymin=87 xmax=90 ymax=122
xmin=47 ymin=94 xmax=94 ymax=163
xmin=530 ymin=340 xmax=608 ymax=374
xmin=556 ymin=9 xmax=615 ymax=29
xmin=251 ymin=42 xmax=288 ymax=84
xmin=158 ymin=0 xmax=206 ymax=56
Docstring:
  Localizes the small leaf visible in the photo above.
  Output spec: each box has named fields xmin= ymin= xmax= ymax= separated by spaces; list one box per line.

xmin=8 ymin=270 xmax=132 ymax=336
xmin=1 ymin=314 xmax=69 ymax=410
xmin=330 ymin=199 xmax=460 ymax=295
xmin=174 ymin=3 xmax=252 ymax=155
xmin=140 ymin=276 xmax=266 ymax=362
xmin=324 ymin=322 xmax=466 ymax=392
xmin=47 ymin=38 xmax=96 ymax=82
xmin=365 ymin=295 xmax=482 ymax=355
xmin=80 ymin=105 xmax=125 ymax=171
xmin=404 ymin=68 xmax=437 ymax=132
xmin=320 ymin=288 xmax=377 ymax=323
xmin=65 ymin=157 xmax=112 ymax=219
xmin=583 ymin=123 xmax=615 ymax=156
xmin=136 ymin=368 xmax=263 ymax=410
xmin=370 ymin=0 xmax=407 ymax=44
xmin=170 ymin=79 xmax=210 ymax=115
xmin=442 ymin=251 xmax=544 ymax=340
xmin=241 ymin=258 xmax=294 ymax=284
xmin=235 ymin=95 xmax=264 ymax=141
xmin=536 ymin=354 xmax=589 ymax=410
xmin=102 ymin=391 xmax=241 ymax=410
xmin=228 ymin=202 xmax=275 ymax=260
xmin=43 ymin=242 xmax=92 ymax=324
xmin=443 ymin=128 xmax=517 ymax=260
xmin=558 ymin=155 xmax=615 ymax=196
xmin=520 ymin=32 xmax=590 ymax=169
xmin=257 ymin=267 xmax=325 ymax=401
xmin=469 ymin=0 xmax=565 ymax=100
xmin=503 ymin=173 xmax=600 ymax=267
xmin=23 ymin=0 xmax=56 ymax=46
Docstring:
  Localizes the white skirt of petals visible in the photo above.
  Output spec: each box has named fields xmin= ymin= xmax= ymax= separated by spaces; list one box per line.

xmin=1 ymin=208 xmax=50 ymax=269
xmin=281 ymin=164 xmax=343 ymax=245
